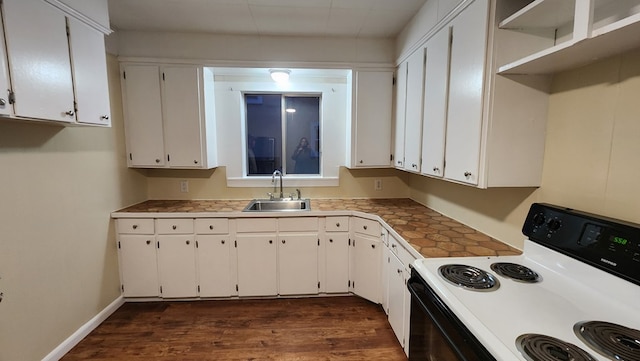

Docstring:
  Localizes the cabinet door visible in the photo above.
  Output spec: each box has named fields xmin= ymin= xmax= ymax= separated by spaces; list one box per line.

xmin=3 ymin=0 xmax=75 ymax=122
xmin=421 ymin=26 xmax=451 ymax=178
xmin=236 ymin=234 xmax=277 ymax=297
xmin=350 ymin=234 xmax=382 ymax=303
xmin=121 ymin=65 xmax=165 ymax=167
xmin=325 ymin=233 xmax=349 ymax=293
xmin=387 ymin=252 xmax=407 ymax=347
xmin=352 ymin=71 xmax=393 ymax=167
xmin=393 ymin=62 xmax=408 ymax=169
xmin=0 ymin=12 xmax=12 ymax=116
xmin=157 ymin=235 xmax=198 ymax=298
xmin=118 ymin=235 xmax=159 ymax=297
xmin=68 ymin=18 xmax=110 ymax=126
xmin=403 ymin=49 xmax=426 ymax=173
xmin=196 ymin=235 xmax=234 ymax=297
xmin=162 ymin=66 xmax=205 ymax=167
xmin=278 ymin=233 xmax=319 ymax=295
xmin=444 ymin=0 xmax=489 ymax=185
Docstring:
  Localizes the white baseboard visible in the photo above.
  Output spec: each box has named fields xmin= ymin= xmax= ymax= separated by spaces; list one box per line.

xmin=42 ymin=296 xmax=125 ymax=361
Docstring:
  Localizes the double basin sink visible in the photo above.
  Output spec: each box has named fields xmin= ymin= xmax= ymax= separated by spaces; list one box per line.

xmin=243 ymin=198 xmax=311 ymax=212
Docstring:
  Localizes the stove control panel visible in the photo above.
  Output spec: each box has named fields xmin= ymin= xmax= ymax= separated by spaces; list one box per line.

xmin=523 ymin=203 xmax=640 ymax=286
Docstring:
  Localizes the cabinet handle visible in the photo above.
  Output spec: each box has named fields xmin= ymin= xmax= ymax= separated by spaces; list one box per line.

xmin=155 ymin=159 xmax=161 ymax=163
xmin=371 ymin=244 xmax=376 ymax=249
xmin=209 ymin=225 xmax=214 ymax=230
xmin=0 ymin=98 xmax=5 ymax=106
xmin=132 ymin=224 xmax=138 ymax=230
xmin=146 ymin=240 xmax=151 ymax=245
xmin=336 ymin=222 xmax=340 ymax=227
xmin=172 ymin=225 xmax=177 ymax=230
xmin=186 ymin=240 xmax=190 ymax=245
xmin=221 ymin=240 xmax=225 ymax=244
xmin=359 ymin=160 xmax=363 ymax=164
xmin=363 ymin=225 xmax=368 ymax=230
xmin=412 ymin=163 xmax=417 ymax=168
xmin=65 ymin=110 xmax=74 ymax=116
xmin=464 ymin=171 xmax=472 ymax=177
xmin=100 ymin=115 xmax=109 ymax=120
xmin=329 ymin=239 xmax=333 ymax=243
xmin=391 ymin=244 xmax=397 ymax=248
xmin=397 ymin=269 xmax=402 ymax=275
xmin=194 ymin=160 xmax=198 ymax=164
xmin=433 ymin=167 xmax=439 ymax=172
xmin=282 ymin=240 xmax=286 ymax=244
xmin=269 ymin=240 xmax=273 ymax=244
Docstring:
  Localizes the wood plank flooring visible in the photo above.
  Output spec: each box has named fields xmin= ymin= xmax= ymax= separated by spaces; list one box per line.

xmin=61 ymin=296 xmax=407 ymax=360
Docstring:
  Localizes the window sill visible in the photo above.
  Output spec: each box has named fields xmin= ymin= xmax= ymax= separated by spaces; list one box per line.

xmin=227 ymin=176 xmax=339 ymax=188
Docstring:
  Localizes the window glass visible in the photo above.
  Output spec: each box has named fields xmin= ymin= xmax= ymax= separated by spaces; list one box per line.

xmin=245 ymin=93 xmax=320 ymax=176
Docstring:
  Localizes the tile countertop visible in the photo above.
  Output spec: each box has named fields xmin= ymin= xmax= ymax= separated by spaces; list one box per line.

xmin=113 ymin=198 xmax=522 ymax=258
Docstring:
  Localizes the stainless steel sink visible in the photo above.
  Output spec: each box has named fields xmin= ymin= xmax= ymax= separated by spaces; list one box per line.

xmin=242 ymin=198 xmax=311 ymax=212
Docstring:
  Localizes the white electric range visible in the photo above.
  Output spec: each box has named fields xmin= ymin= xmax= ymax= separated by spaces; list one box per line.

xmin=408 ymin=203 xmax=640 ymax=361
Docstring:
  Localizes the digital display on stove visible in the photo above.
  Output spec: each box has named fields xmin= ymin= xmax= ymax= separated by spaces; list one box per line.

xmin=611 ymin=235 xmax=628 ymax=246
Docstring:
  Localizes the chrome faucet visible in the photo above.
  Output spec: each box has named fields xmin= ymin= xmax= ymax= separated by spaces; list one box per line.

xmin=272 ymin=170 xmax=283 ymax=199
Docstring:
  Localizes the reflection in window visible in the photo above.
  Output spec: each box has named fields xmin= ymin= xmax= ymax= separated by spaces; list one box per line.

xmin=245 ymin=93 xmax=320 ymax=176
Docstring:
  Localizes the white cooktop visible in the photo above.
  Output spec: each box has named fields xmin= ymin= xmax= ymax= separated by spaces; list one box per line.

xmin=412 ymin=240 xmax=640 ymax=360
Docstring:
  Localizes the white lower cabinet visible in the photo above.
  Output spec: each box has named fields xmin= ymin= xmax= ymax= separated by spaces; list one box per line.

xmin=325 ymin=232 xmax=350 ymax=293
xmin=236 ymin=234 xmax=278 ymax=297
xmin=387 ymin=251 xmax=410 ymax=352
xmin=157 ymin=235 xmax=198 ymax=298
xmin=278 ymin=234 xmax=319 ymax=295
xmin=350 ymin=233 xmax=382 ymax=303
xmin=118 ymin=234 xmax=159 ymax=297
xmin=196 ymin=235 xmax=234 ymax=297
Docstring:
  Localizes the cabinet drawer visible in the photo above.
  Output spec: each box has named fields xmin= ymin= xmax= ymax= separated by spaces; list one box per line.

xmin=325 ymin=216 xmax=349 ymax=232
xmin=390 ymin=235 xmax=417 ymax=269
xmin=237 ymin=218 xmax=277 ymax=233
xmin=156 ymin=219 xmax=194 ymax=234
xmin=278 ymin=217 xmax=318 ymax=232
xmin=352 ymin=217 xmax=381 ymax=238
xmin=117 ymin=218 xmax=154 ymax=234
xmin=195 ymin=218 xmax=229 ymax=234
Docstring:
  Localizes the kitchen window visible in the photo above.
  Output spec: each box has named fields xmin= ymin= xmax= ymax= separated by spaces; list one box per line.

xmin=245 ymin=93 xmax=321 ymax=176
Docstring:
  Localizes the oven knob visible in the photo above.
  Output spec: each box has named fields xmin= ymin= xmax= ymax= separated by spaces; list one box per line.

xmin=532 ymin=213 xmax=546 ymax=226
xmin=547 ymin=218 xmax=562 ymax=231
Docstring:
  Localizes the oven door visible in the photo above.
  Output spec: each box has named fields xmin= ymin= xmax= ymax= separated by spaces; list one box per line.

xmin=407 ymin=269 xmax=496 ymax=361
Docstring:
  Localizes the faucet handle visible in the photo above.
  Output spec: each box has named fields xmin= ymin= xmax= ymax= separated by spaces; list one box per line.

xmin=296 ymin=188 xmax=301 ymax=199
xmin=267 ymin=192 xmax=274 ymax=200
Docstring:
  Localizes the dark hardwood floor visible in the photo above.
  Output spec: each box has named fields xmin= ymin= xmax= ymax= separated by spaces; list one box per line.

xmin=61 ymin=296 xmax=407 ymax=360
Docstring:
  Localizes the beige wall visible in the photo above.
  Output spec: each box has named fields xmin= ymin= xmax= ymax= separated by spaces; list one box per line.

xmin=0 ymin=55 xmax=147 ymax=361
xmin=409 ymin=48 xmax=640 ymax=250
xmin=146 ymin=166 xmax=410 ymax=200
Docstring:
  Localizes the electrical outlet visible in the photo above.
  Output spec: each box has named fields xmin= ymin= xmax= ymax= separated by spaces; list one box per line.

xmin=374 ymin=179 xmax=382 ymax=191
xmin=180 ymin=180 xmax=189 ymax=193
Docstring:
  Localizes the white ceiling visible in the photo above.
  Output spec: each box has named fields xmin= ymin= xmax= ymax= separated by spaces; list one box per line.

xmin=108 ymin=0 xmax=428 ymax=38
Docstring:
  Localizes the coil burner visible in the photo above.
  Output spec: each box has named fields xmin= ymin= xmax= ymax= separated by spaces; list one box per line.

xmin=574 ymin=321 xmax=640 ymax=361
xmin=516 ymin=333 xmax=597 ymax=361
xmin=490 ymin=262 xmax=540 ymax=283
xmin=438 ymin=264 xmax=499 ymax=291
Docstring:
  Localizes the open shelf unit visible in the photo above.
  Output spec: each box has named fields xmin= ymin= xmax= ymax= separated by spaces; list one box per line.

xmin=498 ymin=0 xmax=640 ymax=74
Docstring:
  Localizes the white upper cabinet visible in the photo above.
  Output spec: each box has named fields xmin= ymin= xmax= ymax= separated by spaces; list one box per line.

xmin=121 ymin=64 xmax=165 ymax=167
xmin=403 ymin=50 xmax=426 ymax=173
xmin=499 ymin=0 xmax=640 ymax=74
xmin=1 ymin=0 xmax=111 ymax=125
xmin=121 ymin=64 xmax=218 ymax=169
xmin=393 ymin=62 xmax=408 ymax=169
xmin=0 ymin=13 xmax=12 ymax=117
xmin=420 ymin=26 xmax=451 ymax=178
xmin=348 ymin=70 xmax=393 ymax=168
xmin=46 ymin=0 xmax=111 ymax=32
xmin=68 ymin=17 xmax=110 ymax=126
xmin=443 ymin=0 xmax=489 ymax=185
xmin=396 ymin=0 xmax=550 ymax=188
xmin=3 ymin=0 xmax=75 ymax=122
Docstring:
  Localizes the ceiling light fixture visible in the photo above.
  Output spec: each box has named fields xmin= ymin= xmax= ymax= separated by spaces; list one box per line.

xmin=270 ymin=69 xmax=290 ymax=83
